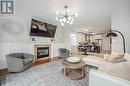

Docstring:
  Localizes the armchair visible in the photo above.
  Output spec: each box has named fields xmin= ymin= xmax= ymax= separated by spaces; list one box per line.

xmin=6 ymin=53 xmax=34 ymax=73
xmin=59 ymin=48 xmax=70 ymax=58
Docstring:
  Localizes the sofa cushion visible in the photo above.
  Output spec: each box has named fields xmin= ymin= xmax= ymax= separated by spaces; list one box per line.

xmin=82 ymin=55 xmax=104 ymax=68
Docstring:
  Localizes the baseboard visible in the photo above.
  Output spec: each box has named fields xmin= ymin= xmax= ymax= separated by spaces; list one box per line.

xmin=0 ymin=68 xmax=8 ymax=76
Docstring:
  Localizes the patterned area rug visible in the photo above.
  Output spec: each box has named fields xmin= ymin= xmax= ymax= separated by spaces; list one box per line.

xmin=0 ymin=60 xmax=89 ymax=86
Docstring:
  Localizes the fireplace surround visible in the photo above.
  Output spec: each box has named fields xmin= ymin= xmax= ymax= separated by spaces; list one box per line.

xmin=34 ymin=44 xmax=51 ymax=62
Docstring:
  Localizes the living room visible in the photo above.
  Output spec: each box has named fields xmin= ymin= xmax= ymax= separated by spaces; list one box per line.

xmin=0 ymin=0 xmax=130 ymax=86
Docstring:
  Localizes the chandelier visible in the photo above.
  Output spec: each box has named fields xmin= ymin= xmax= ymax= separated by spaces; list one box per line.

xmin=56 ymin=5 xmax=78 ymax=26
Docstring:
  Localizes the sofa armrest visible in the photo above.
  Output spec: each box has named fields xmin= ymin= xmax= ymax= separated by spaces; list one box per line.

xmin=89 ymin=69 xmax=130 ymax=86
xmin=82 ymin=56 xmax=104 ymax=68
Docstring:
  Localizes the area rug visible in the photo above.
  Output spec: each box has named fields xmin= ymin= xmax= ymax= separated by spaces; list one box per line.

xmin=0 ymin=60 xmax=89 ymax=86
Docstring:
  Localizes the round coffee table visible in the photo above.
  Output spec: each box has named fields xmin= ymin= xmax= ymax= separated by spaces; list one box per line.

xmin=62 ymin=60 xmax=86 ymax=80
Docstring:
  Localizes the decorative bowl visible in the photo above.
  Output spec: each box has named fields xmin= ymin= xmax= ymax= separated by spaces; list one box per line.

xmin=66 ymin=57 xmax=80 ymax=63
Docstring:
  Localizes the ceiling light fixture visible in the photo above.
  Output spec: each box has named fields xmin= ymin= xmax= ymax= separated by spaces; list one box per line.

xmin=56 ymin=5 xmax=78 ymax=26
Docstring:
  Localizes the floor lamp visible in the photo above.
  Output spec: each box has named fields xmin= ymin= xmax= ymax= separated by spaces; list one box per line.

xmin=106 ymin=30 xmax=126 ymax=53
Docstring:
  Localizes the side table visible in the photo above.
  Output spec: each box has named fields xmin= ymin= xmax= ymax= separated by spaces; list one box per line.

xmin=62 ymin=60 xmax=86 ymax=80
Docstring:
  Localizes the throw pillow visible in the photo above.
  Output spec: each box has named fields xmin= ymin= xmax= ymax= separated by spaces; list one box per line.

xmin=104 ymin=54 xmax=126 ymax=63
xmin=124 ymin=53 xmax=130 ymax=62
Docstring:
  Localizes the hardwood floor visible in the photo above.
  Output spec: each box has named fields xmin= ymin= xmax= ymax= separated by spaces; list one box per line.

xmin=0 ymin=68 xmax=8 ymax=76
xmin=33 ymin=58 xmax=51 ymax=66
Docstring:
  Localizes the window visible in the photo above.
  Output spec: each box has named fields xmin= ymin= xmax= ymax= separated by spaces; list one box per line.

xmin=71 ymin=33 xmax=77 ymax=45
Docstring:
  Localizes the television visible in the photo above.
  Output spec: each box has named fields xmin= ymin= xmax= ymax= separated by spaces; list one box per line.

xmin=30 ymin=19 xmax=57 ymax=38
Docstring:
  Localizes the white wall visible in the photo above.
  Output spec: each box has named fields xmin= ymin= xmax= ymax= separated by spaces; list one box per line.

xmin=111 ymin=0 xmax=130 ymax=53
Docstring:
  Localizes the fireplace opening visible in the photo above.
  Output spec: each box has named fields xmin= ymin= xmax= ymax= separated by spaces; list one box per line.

xmin=37 ymin=47 xmax=49 ymax=59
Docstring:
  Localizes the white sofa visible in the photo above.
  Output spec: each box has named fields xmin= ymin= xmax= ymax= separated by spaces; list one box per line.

xmin=82 ymin=55 xmax=112 ymax=69
xmin=89 ymin=69 xmax=130 ymax=86
xmin=82 ymin=55 xmax=130 ymax=86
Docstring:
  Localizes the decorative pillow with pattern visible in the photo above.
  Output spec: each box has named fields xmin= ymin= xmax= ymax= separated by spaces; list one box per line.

xmin=104 ymin=54 xmax=126 ymax=63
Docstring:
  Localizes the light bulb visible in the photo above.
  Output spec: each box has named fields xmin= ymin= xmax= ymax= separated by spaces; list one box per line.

xmin=61 ymin=23 xmax=64 ymax=26
xmin=63 ymin=18 xmax=66 ymax=22
xmin=59 ymin=19 xmax=62 ymax=22
xmin=75 ymin=13 xmax=78 ymax=17
xmin=70 ymin=19 xmax=74 ymax=24
xmin=68 ymin=17 xmax=71 ymax=21
xmin=56 ymin=17 xmax=58 ymax=20
xmin=71 ymin=19 xmax=74 ymax=22
xmin=56 ymin=11 xmax=59 ymax=15
xmin=67 ymin=21 xmax=70 ymax=23
xmin=70 ymin=22 xmax=73 ymax=25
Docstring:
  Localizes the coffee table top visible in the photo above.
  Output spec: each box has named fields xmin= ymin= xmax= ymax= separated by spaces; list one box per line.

xmin=62 ymin=60 xmax=85 ymax=69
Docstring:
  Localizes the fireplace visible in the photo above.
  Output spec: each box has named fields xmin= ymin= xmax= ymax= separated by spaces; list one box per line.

xmin=37 ymin=47 xmax=49 ymax=59
xmin=34 ymin=44 xmax=51 ymax=61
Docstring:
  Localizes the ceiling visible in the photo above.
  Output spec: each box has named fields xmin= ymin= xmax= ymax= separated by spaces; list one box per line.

xmin=15 ymin=0 xmax=129 ymax=34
